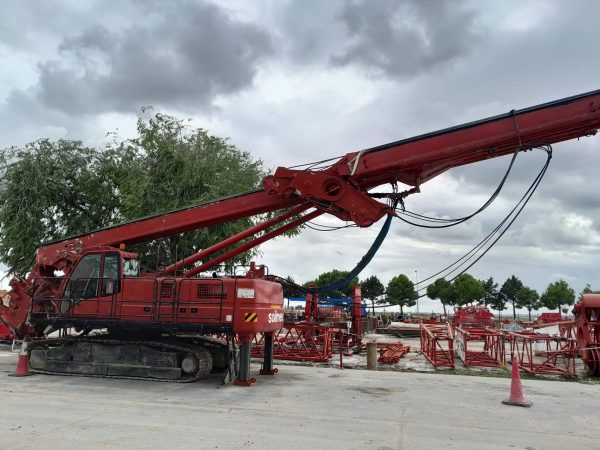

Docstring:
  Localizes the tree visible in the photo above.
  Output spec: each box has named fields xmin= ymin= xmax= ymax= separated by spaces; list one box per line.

xmin=304 ymin=270 xmax=359 ymax=298
xmin=489 ymin=292 xmax=508 ymax=320
xmin=361 ymin=275 xmax=385 ymax=315
xmin=581 ymin=284 xmax=600 ymax=295
xmin=499 ymin=275 xmax=524 ymax=320
xmin=479 ymin=277 xmax=498 ymax=307
xmin=453 ymin=273 xmax=484 ymax=307
xmin=386 ymin=274 xmax=417 ymax=315
xmin=0 ymin=112 xmax=293 ymax=276
xmin=0 ymin=140 xmax=125 ymax=276
xmin=426 ymin=278 xmax=456 ymax=316
xmin=115 ymin=113 xmax=275 ymax=272
xmin=516 ymin=286 xmax=540 ymax=321
xmin=541 ymin=280 xmax=576 ymax=313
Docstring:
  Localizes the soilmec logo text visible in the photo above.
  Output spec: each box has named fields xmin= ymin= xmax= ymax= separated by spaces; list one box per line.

xmin=268 ymin=312 xmax=284 ymax=324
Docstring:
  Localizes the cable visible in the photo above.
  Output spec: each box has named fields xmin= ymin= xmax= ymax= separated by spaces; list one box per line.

xmin=395 ymin=143 xmax=521 ymax=228
xmin=308 ymin=203 xmax=397 ymax=295
xmin=412 ymin=145 xmax=552 ymax=297
xmin=305 ymin=221 xmax=358 ymax=232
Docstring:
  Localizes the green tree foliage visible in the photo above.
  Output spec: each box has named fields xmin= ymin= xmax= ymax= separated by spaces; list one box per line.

xmin=581 ymin=284 xmax=600 ymax=295
xmin=386 ymin=274 xmax=417 ymax=314
xmin=541 ymin=280 xmax=575 ymax=312
xmin=516 ymin=286 xmax=540 ymax=321
xmin=426 ymin=278 xmax=455 ymax=315
xmin=0 ymin=113 xmax=290 ymax=276
xmin=304 ymin=270 xmax=359 ymax=298
xmin=0 ymin=140 xmax=126 ymax=275
xmin=361 ymin=275 xmax=385 ymax=315
xmin=479 ymin=277 xmax=498 ymax=307
xmin=500 ymin=275 xmax=524 ymax=320
xmin=453 ymin=273 xmax=484 ymax=307
xmin=115 ymin=113 xmax=271 ymax=271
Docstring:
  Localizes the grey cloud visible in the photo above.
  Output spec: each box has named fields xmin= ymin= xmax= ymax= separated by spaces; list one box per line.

xmin=35 ymin=0 xmax=273 ymax=115
xmin=331 ymin=0 xmax=484 ymax=78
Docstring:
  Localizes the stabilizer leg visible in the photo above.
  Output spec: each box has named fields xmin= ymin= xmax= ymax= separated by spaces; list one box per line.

xmin=260 ymin=332 xmax=278 ymax=375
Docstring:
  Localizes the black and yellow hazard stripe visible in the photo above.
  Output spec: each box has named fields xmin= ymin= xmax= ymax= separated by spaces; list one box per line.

xmin=244 ymin=312 xmax=258 ymax=323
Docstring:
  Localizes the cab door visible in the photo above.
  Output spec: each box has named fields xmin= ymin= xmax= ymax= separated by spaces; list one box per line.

xmin=63 ymin=253 xmax=102 ymax=318
xmin=97 ymin=252 xmax=120 ymax=318
xmin=63 ymin=252 xmax=121 ymax=319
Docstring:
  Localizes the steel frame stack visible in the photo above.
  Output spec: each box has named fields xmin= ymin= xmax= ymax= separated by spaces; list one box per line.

xmin=454 ymin=326 xmax=505 ymax=368
xmin=506 ymin=331 xmax=577 ymax=377
xmin=251 ymin=323 xmax=335 ymax=362
xmin=420 ymin=323 xmax=455 ymax=368
xmin=377 ymin=342 xmax=410 ymax=364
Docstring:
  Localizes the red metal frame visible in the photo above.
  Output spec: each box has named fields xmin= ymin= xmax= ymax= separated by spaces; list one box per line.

xmin=251 ymin=324 xmax=336 ymax=362
xmin=454 ymin=326 xmax=505 ymax=368
xmin=506 ymin=331 xmax=577 ymax=377
xmin=420 ymin=323 xmax=455 ymax=368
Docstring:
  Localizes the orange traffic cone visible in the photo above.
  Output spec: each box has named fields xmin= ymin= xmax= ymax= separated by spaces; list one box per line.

xmin=502 ymin=355 xmax=531 ymax=407
xmin=8 ymin=342 xmax=32 ymax=377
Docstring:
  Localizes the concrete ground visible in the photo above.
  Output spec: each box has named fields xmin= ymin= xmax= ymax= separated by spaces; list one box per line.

xmin=1 ymin=349 xmax=599 ymax=450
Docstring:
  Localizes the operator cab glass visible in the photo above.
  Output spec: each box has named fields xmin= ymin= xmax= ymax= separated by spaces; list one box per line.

xmin=123 ymin=258 xmax=140 ymax=277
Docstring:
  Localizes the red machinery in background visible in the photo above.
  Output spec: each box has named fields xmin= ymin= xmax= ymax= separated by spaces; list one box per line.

xmin=251 ymin=286 xmax=364 ymax=363
xmin=453 ymin=306 xmax=495 ymax=328
xmin=536 ymin=312 xmax=565 ymax=324
xmin=1 ymin=89 xmax=600 ymax=383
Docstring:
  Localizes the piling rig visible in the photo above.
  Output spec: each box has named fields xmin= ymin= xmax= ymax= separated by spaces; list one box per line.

xmin=1 ymin=89 xmax=600 ymax=383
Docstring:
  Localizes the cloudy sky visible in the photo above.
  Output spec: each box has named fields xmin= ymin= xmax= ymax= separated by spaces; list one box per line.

xmin=1 ymin=0 xmax=600 ymax=314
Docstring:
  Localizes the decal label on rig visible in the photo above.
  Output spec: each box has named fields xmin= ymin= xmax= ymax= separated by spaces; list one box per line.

xmin=244 ymin=312 xmax=258 ymax=323
xmin=268 ymin=312 xmax=284 ymax=324
xmin=237 ymin=288 xmax=255 ymax=299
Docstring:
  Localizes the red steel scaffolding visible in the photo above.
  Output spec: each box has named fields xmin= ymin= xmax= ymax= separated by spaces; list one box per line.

xmin=454 ymin=326 xmax=505 ymax=368
xmin=420 ymin=323 xmax=455 ymax=368
xmin=506 ymin=331 xmax=577 ymax=377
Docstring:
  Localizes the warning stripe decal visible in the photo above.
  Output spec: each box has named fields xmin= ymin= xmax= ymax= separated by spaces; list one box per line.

xmin=244 ymin=312 xmax=258 ymax=323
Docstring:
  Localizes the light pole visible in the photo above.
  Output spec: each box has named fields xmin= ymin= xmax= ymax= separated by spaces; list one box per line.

xmin=414 ymin=270 xmax=419 ymax=316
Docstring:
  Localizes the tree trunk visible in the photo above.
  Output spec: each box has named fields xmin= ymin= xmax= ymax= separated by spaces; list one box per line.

xmin=442 ymin=302 xmax=447 ymax=316
xmin=400 ymin=304 xmax=404 ymax=315
xmin=371 ymin=299 xmax=375 ymax=316
xmin=528 ymin=308 xmax=531 ymax=321
xmin=512 ymin=301 xmax=516 ymax=320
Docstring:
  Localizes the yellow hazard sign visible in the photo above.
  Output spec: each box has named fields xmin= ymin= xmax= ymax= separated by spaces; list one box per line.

xmin=244 ymin=312 xmax=258 ymax=323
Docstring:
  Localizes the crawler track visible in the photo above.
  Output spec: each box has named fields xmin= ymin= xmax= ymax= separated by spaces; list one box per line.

xmin=27 ymin=336 xmax=221 ymax=382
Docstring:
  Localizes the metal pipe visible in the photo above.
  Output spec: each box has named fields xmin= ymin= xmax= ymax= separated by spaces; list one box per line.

xmin=184 ymin=209 xmax=322 ymax=277
xmin=162 ymin=205 xmax=309 ymax=275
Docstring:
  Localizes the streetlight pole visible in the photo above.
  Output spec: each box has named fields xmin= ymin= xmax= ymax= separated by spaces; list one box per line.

xmin=414 ymin=270 xmax=419 ymax=316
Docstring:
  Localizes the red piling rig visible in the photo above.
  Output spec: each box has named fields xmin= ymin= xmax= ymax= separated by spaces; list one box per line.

xmin=377 ymin=342 xmax=410 ymax=364
xmin=420 ymin=323 xmax=455 ymax=368
xmin=505 ymin=331 xmax=577 ymax=377
xmin=454 ymin=326 xmax=505 ymax=368
xmin=573 ymin=294 xmax=600 ymax=376
xmin=251 ymin=323 xmax=335 ymax=362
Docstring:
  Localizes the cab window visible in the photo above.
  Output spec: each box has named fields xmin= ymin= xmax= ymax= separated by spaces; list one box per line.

xmin=123 ymin=258 xmax=140 ymax=277
xmin=66 ymin=253 xmax=101 ymax=299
